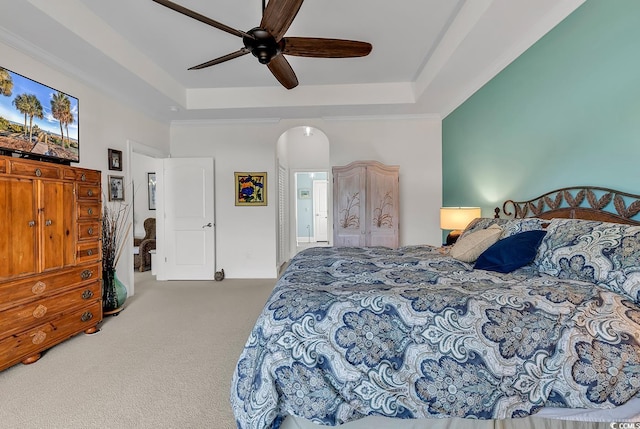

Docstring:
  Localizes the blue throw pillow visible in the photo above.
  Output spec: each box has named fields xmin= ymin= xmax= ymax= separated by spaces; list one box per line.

xmin=474 ymin=230 xmax=547 ymax=273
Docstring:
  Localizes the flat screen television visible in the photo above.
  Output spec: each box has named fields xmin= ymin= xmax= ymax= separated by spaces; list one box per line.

xmin=0 ymin=66 xmax=79 ymax=164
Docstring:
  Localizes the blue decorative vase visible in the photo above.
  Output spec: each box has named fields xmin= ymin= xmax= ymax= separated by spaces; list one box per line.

xmin=102 ymin=269 xmax=127 ymax=316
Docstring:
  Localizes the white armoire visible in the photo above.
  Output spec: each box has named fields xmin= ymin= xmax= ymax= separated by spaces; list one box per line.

xmin=332 ymin=160 xmax=399 ymax=248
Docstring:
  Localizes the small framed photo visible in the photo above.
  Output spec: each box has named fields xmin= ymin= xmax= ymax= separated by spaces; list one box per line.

xmin=235 ymin=172 xmax=267 ymax=206
xmin=148 ymin=172 xmax=156 ymax=210
xmin=108 ymin=175 xmax=125 ymax=201
xmin=108 ymin=149 xmax=122 ymax=171
xmin=298 ymin=188 xmax=311 ymax=199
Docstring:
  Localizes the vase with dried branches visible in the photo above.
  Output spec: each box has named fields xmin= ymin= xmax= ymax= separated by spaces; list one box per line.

xmin=102 ymin=201 xmax=131 ymax=316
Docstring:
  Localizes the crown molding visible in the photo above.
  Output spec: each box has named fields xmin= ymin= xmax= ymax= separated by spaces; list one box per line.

xmin=170 ymin=117 xmax=282 ymax=127
xmin=322 ymin=113 xmax=440 ymax=122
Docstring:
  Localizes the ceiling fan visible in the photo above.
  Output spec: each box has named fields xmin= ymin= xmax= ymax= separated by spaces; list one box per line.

xmin=152 ymin=0 xmax=372 ymax=89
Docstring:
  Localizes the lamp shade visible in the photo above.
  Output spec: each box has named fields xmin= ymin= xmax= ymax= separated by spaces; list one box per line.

xmin=440 ymin=207 xmax=481 ymax=230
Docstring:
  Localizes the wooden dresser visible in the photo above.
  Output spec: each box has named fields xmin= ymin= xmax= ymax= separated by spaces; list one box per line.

xmin=0 ymin=154 xmax=102 ymax=371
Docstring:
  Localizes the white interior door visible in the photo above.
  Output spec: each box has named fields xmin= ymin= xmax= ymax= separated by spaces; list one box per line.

xmin=161 ymin=157 xmax=215 ymax=280
xmin=313 ymin=180 xmax=328 ymax=242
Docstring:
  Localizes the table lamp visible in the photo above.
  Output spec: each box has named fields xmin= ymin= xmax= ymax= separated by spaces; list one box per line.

xmin=440 ymin=207 xmax=481 ymax=245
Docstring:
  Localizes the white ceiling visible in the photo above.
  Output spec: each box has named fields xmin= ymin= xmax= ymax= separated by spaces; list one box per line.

xmin=0 ymin=0 xmax=584 ymax=123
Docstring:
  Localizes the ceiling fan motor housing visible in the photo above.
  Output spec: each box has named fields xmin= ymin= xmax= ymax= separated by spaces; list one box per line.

xmin=244 ymin=28 xmax=280 ymax=64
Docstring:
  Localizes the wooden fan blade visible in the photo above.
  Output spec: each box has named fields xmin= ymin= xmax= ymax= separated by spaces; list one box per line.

xmin=282 ymin=37 xmax=372 ymax=58
xmin=152 ymin=0 xmax=251 ymax=39
xmin=267 ymin=55 xmax=299 ymax=89
xmin=188 ymin=49 xmax=250 ymax=70
xmin=260 ymin=0 xmax=304 ymax=41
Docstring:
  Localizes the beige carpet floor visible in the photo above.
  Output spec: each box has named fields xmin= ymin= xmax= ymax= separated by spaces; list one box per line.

xmin=0 ymin=272 xmax=275 ymax=429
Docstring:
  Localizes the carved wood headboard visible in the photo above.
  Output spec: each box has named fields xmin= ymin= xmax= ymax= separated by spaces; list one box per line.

xmin=495 ymin=186 xmax=640 ymax=226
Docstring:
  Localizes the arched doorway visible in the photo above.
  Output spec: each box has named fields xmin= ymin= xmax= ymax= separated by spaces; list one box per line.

xmin=276 ymin=125 xmax=331 ymax=267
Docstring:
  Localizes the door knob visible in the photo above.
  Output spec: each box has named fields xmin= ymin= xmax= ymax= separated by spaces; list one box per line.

xmin=202 ymin=222 xmax=213 ymax=228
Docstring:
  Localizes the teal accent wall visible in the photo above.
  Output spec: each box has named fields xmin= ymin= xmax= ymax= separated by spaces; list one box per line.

xmin=442 ymin=0 xmax=640 ymax=217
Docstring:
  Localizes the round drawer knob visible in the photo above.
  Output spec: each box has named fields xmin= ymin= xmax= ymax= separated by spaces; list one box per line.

xmin=87 ymin=227 xmax=94 ymax=235
xmin=87 ymin=208 xmax=93 ymax=215
xmin=87 ymin=249 xmax=93 ymax=256
xmin=35 ymin=168 xmax=42 ymax=177
xmin=81 ymin=270 xmax=93 ymax=280
xmin=81 ymin=312 xmax=94 ymax=322
xmin=81 ymin=173 xmax=86 ymax=182
xmin=87 ymin=190 xmax=93 ymax=197
xmin=82 ymin=289 xmax=94 ymax=300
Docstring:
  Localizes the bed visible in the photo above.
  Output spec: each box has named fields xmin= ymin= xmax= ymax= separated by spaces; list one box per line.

xmin=231 ymin=186 xmax=640 ymax=429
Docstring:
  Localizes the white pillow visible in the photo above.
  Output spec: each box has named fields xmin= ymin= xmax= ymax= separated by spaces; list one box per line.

xmin=450 ymin=224 xmax=503 ymax=263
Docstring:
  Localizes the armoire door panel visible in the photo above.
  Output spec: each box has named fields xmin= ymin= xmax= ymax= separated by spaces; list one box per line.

xmin=333 ymin=165 xmax=366 ymax=247
xmin=39 ymin=181 xmax=75 ymax=271
xmin=366 ymin=166 xmax=399 ymax=248
xmin=0 ymin=177 xmax=37 ymax=279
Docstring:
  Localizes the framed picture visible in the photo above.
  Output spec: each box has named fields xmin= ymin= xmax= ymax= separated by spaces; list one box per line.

xmin=108 ymin=149 xmax=122 ymax=171
xmin=108 ymin=175 xmax=125 ymax=201
xmin=235 ymin=172 xmax=267 ymax=206
xmin=298 ymin=188 xmax=311 ymax=199
xmin=148 ymin=172 xmax=156 ymax=210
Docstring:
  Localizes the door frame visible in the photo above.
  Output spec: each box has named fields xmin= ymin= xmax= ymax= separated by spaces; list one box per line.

xmin=126 ymin=140 xmax=168 ymax=295
xmin=291 ymin=169 xmax=330 ymax=257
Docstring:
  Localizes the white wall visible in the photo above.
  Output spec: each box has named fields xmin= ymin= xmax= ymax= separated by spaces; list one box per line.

xmin=170 ymin=116 xmax=442 ymax=279
xmin=2 ymin=41 xmax=170 ymax=295
xmin=327 ymin=117 xmax=443 ymax=246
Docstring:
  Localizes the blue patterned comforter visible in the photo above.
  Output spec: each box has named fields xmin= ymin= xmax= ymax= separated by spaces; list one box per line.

xmin=231 ymin=246 xmax=640 ymax=429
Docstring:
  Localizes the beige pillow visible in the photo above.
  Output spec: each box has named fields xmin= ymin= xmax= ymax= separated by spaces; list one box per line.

xmin=450 ymin=224 xmax=503 ymax=263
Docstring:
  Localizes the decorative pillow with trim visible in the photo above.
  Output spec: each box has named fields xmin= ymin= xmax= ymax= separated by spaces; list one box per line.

xmin=450 ymin=224 xmax=503 ymax=263
xmin=535 ymin=218 xmax=640 ymax=303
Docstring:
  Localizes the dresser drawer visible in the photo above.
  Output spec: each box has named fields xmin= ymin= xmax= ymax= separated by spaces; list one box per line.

xmin=0 ymin=282 xmax=101 ymax=338
xmin=63 ymin=168 xmax=100 ymax=184
xmin=9 ymin=160 xmax=61 ymax=179
xmin=77 ymin=169 xmax=100 ymax=184
xmin=77 ymin=201 xmax=101 ymax=220
xmin=77 ymin=221 xmax=100 ymax=241
xmin=0 ymin=263 xmax=100 ymax=310
xmin=76 ymin=241 xmax=101 ymax=264
xmin=77 ymin=184 xmax=101 ymax=200
xmin=0 ymin=300 xmax=102 ymax=372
